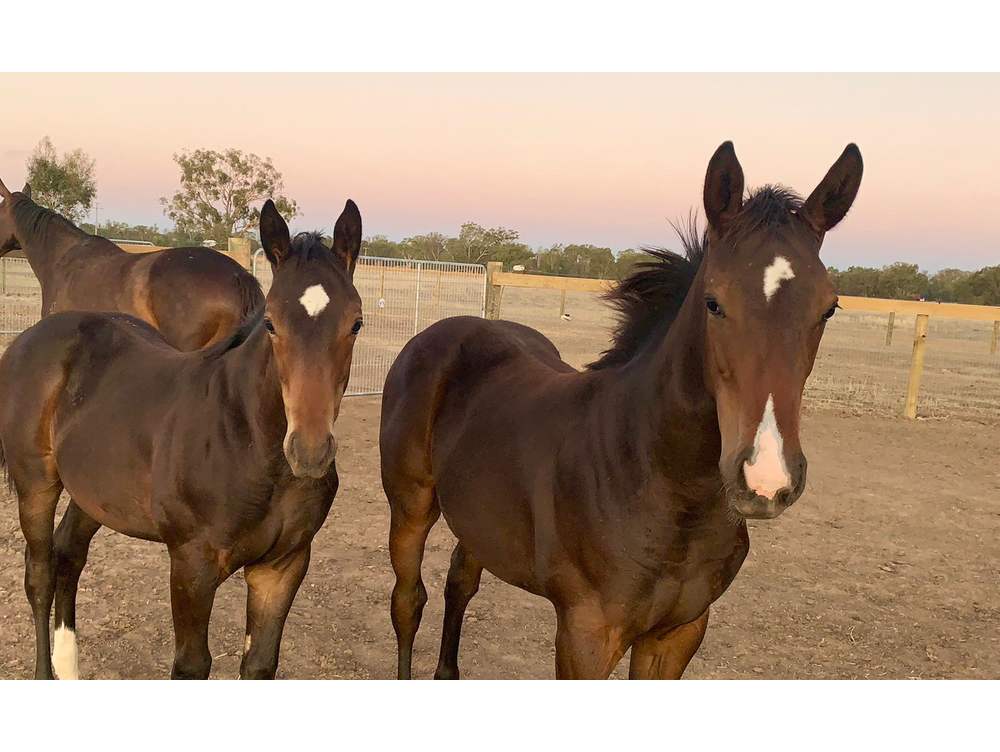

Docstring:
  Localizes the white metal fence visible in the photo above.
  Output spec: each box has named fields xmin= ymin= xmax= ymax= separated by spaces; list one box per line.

xmin=0 ymin=257 xmax=42 ymax=334
xmin=0 ymin=254 xmax=488 ymax=396
xmin=252 ymin=251 xmax=487 ymax=395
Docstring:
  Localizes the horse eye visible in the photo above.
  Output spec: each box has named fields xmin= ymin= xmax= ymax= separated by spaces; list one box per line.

xmin=705 ymin=298 xmax=725 ymax=317
xmin=351 ymin=319 xmax=363 ymax=335
xmin=822 ymin=304 xmax=839 ymax=321
xmin=263 ymin=317 xmax=276 ymax=334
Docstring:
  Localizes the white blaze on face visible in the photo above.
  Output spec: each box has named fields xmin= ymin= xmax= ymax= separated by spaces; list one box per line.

xmin=53 ymin=625 xmax=79 ymax=680
xmin=299 ymin=284 xmax=330 ymax=317
xmin=743 ymin=394 xmax=792 ymax=500
xmin=763 ymin=255 xmax=795 ymax=303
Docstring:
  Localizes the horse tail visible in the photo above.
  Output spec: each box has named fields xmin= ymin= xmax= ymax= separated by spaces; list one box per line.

xmin=237 ymin=269 xmax=265 ymax=320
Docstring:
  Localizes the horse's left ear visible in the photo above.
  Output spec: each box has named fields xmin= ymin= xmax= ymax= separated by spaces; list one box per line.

xmin=332 ymin=199 xmax=362 ymax=276
xmin=259 ymin=199 xmax=292 ymax=268
xmin=799 ymin=144 xmax=863 ymax=235
xmin=21 ymin=183 xmax=31 ymax=199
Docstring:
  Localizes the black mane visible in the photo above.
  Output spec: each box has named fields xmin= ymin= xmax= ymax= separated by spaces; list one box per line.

xmin=200 ymin=305 xmax=265 ymax=360
xmin=721 ymin=184 xmax=803 ymax=245
xmin=12 ymin=194 xmax=87 ymax=245
xmin=290 ymin=231 xmax=331 ymax=261
xmin=588 ymin=214 xmax=705 ymax=370
xmin=588 ymin=186 xmax=802 ymax=370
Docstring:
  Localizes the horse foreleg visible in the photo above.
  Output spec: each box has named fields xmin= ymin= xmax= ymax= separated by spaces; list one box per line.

xmin=553 ymin=603 xmax=627 ymax=680
xmin=168 ymin=544 xmax=222 ymax=679
xmin=51 ymin=501 xmax=101 ymax=680
xmin=628 ymin=609 xmax=710 ymax=680
xmin=239 ymin=546 xmax=311 ymax=680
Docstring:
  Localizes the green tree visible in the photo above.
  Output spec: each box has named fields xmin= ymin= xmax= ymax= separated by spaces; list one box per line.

xmin=927 ymin=268 xmax=972 ymax=302
xmin=25 ymin=137 xmax=96 ymax=222
xmin=446 ymin=223 xmax=521 ymax=265
xmin=875 ymin=262 xmax=928 ymax=300
xmin=401 ymin=232 xmax=449 ymax=261
xmin=614 ymin=249 xmax=647 ymax=279
xmin=954 ymin=265 xmax=1000 ymax=305
xmin=362 ymin=235 xmax=402 ymax=259
xmin=161 ymin=148 xmax=297 ymax=247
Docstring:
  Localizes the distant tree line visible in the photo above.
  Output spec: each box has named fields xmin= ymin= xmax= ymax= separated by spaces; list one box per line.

xmin=20 ymin=138 xmax=999 ymax=304
xmin=829 ymin=262 xmax=1000 ymax=306
xmin=363 ymin=223 xmax=648 ymax=280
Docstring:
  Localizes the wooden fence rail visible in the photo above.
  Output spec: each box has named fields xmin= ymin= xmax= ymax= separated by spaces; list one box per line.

xmin=484 ymin=267 xmax=1000 ymax=420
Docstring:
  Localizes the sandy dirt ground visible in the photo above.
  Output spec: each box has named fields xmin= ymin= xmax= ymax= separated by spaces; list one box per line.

xmin=1 ymin=396 xmax=997 ymax=680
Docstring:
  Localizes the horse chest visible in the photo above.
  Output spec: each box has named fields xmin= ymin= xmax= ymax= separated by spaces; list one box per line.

xmin=625 ymin=522 xmax=750 ymax=634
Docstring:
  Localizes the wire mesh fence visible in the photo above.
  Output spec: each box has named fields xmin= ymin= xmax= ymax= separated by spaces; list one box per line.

xmin=0 ymin=257 xmax=42 ymax=336
xmin=490 ymin=283 xmax=1000 ymax=423
xmin=252 ymin=252 xmax=487 ymax=394
xmin=1 ymin=251 xmax=996 ymax=420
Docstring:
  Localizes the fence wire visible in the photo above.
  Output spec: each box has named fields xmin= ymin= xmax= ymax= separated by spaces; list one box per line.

xmin=1 ymin=253 xmax=996 ymax=419
xmin=493 ymin=287 xmax=1000 ymax=422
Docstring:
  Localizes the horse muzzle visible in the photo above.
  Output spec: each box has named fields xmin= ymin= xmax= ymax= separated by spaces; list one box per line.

xmin=284 ymin=431 xmax=337 ymax=479
xmin=723 ymin=450 xmax=807 ymax=520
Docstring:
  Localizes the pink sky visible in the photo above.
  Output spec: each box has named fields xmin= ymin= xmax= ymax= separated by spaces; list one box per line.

xmin=1 ymin=73 xmax=997 ymax=271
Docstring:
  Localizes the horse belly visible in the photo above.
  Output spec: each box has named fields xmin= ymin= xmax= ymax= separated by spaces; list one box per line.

xmin=53 ymin=425 xmax=160 ymax=541
xmin=436 ymin=475 xmax=542 ymax=595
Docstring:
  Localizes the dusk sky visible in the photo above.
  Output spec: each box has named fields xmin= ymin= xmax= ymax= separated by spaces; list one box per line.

xmin=1 ymin=73 xmax=997 ymax=271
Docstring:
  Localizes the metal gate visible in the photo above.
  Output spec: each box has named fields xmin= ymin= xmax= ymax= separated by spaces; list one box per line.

xmin=0 ymin=254 xmax=487 ymax=396
xmin=252 ymin=251 xmax=487 ymax=395
xmin=0 ymin=257 xmax=42 ymax=334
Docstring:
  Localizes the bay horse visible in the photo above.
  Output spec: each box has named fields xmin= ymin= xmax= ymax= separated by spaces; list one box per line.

xmin=0 ymin=178 xmax=262 ymax=351
xmin=0 ymin=198 xmax=363 ymax=679
xmin=380 ymin=142 xmax=863 ymax=679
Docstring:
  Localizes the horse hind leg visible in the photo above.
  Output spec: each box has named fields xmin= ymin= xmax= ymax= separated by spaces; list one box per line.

xmin=387 ymin=479 xmax=440 ymax=679
xmin=15 ymin=476 xmax=64 ymax=680
xmin=51 ymin=501 xmax=102 ymax=679
xmin=434 ymin=542 xmax=483 ymax=680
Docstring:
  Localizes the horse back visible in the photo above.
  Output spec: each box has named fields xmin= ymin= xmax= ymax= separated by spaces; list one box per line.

xmin=143 ymin=247 xmax=263 ymax=350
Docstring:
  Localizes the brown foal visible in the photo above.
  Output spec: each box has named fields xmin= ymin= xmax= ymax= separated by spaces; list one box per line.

xmin=0 ymin=199 xmax=363 ymax=679
xmin=380 ymin=142 xmax=863 ymax=679
xmin=0 ymin=178 xmax=262 ymax=351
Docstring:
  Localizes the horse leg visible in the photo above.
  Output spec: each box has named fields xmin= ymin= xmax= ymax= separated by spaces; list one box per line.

xmin=239 ymin=546 xmax=311 ymax=680
xmin=628 ymin=609 xmax=710 ymax=680
xmin=168 ymin=545 xmax=222 ymax=679
xmin=553 ymin=602 xmax=628 ymax=679
xmin=51 ymin=501 xmax=101 ymax=680
xmin=434 ymin=542 xmax=483 ymax=680
xmin=387 ymin=481 xmax=440 ymax=679
xmin=16 ymin=479 xmax=64 ymax=680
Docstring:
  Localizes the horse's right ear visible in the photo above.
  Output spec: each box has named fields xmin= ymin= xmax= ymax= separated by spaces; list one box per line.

xmin=21 ymin=183 xmax=31 ymax=199
xmin=259 ymin=199 xmax=291 ymax=268
xmin=703 ymin=141 xmax=745 ymax=236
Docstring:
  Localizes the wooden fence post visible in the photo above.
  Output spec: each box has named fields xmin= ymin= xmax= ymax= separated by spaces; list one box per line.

xmin=992 ymin=320 xmax=999 ymax=355
xmin=903 ymin=314 xmax=930 ymax=419
xmin=485 ymin=261 xmax=503 ymax=320
xmin=884 ymin=311 xmax=895 ymax=346
xmin=558 ymin=289 xmax=567 ymax=318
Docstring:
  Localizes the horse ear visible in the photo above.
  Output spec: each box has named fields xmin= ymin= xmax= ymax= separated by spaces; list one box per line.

xmin=331 ymin=199 xmax=362 ymax=276
xmin=21 ymin=183 xmax=31 ymax=199
xmin=0 ymin=177 xmax=10 ymax=200
xmin=259 ymin=199 xmax=292 ymax=268
xmin=799 ymin=144 xmax=863 ymax=235
xmin=703 ymin=141 xmax=744 ymax=235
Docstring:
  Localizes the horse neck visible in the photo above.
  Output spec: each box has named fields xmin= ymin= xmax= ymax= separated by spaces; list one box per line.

xmin=14 ymin=203 xmax=88 ymax=281
xmin=610 ymin=266 xmax=722 ymax=490
xmin=217 ymin=328 xmax=287 ymax=449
